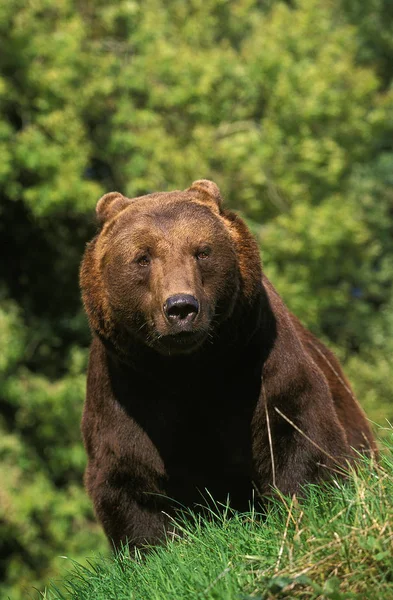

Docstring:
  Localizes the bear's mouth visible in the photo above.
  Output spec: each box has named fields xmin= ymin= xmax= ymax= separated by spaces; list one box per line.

xmin=156 ymin=330 xmax=207 ymax=355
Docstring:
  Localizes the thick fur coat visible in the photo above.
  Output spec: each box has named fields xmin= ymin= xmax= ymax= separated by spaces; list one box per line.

xmin=80 ymin=179 xmax=376 ymax=549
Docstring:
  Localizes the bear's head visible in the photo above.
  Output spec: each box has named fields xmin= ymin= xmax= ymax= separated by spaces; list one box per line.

xmin=80 ymin=180 xmax=262 ymax=357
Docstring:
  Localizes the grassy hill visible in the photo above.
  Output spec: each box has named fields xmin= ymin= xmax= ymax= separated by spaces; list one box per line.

xmin=40 ymin=434 xmax=393 ymax=600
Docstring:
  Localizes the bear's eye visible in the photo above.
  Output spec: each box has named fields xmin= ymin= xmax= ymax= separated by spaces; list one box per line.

xmin=137 ymin=255 xmax=150 ymax=267
xmin=196 ymin=248 xmax=210 ymax=260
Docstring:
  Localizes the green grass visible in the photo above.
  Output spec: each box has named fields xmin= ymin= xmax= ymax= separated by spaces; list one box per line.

xmin=40 ymin=435 xmax=393 ymax=600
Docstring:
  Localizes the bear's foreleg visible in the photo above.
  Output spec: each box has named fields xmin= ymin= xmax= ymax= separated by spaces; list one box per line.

xmin=85 ymin=463 xmax=171 ymax=551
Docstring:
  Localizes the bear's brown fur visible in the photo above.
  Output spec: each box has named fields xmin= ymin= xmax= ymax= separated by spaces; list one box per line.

xmin=80 ymin=179 xmax=376 ymax=549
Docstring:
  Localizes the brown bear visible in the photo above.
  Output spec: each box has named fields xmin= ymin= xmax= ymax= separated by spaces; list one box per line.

xmin=80 ymin=179 xmax=376 ymax=550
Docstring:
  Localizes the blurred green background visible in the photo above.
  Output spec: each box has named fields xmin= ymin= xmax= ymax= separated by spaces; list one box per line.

xmin=0 ymin=0 xmax=392 ymax=597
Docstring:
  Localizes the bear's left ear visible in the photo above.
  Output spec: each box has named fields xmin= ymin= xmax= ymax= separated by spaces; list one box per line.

xmin=188 ymin=179 xmax=223 ymax=213
xmin=96 ymin=192 xmax=129 ymax=225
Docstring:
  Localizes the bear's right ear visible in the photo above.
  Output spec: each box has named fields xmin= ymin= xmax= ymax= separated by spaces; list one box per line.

xmin=96 ymin=192 xmax=129 ymax=225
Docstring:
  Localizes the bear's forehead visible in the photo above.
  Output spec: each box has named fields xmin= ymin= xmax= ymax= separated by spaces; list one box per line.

xmin=123 ymin=192 xmax=213 ymax=216
xmin=109 ymin=195 xmax=223 ymax=240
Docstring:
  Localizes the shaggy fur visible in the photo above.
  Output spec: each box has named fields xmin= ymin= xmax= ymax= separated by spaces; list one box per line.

xmin=80 ymin=179 xmax=376 ymax=549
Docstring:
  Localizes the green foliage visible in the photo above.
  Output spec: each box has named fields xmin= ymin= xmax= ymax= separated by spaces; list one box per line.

xmin=0 ymin=308 xmax=106 ymax=598
xmin=342 ymin=0 xmax=393 ymax=87
xmin=43 ymin=439 xmax=393 ymax=599
xmin=0 ymin=0 xmax=392 ymax=597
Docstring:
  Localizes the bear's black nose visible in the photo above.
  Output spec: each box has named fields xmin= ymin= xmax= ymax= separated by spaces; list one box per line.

xmin=164 ymin=294 xmax=199 ymax=324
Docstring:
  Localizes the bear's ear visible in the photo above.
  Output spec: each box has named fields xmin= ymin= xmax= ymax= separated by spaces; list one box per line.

xmin=188 ymin=179 xmax=223 ymax=213
xmin=96 ymin=192 xmax=129 ymax=225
